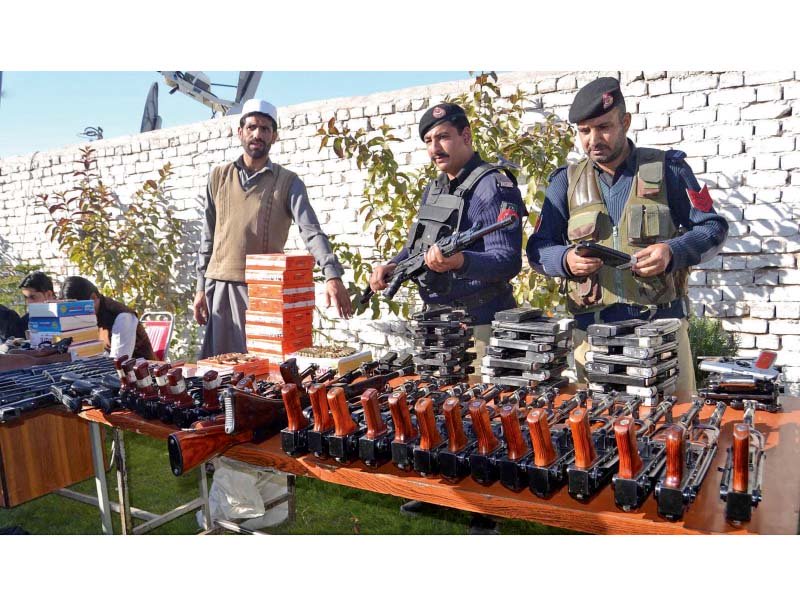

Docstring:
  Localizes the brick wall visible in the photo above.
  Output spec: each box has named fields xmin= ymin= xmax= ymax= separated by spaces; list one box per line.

xmin=1 ymin=71 xmax=799 ymax=384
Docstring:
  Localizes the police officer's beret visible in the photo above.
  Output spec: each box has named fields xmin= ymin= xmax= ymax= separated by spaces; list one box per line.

xmin=418 ymin=103 xmax=467 ymax=140
xmin=568 ymin=77 xmax=625 ymax=124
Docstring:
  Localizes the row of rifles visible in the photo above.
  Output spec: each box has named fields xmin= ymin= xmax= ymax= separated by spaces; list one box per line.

xmin=277 ymin=366 xmax=766 ymax=523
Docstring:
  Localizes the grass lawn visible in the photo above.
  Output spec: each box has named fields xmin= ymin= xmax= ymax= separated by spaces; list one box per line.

xmin=0 ymin=432 xmax=577 ymax=535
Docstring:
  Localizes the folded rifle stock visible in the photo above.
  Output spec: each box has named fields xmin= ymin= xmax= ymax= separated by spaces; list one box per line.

xmin=167 ymin=387 xmax=286 ymax=476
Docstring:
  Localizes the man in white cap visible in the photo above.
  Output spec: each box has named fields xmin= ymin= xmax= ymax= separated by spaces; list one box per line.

xmin=194 ymin=98 xmax=352 ymax=358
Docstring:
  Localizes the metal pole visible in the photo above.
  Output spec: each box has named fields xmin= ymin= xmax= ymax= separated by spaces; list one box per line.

xmin=88 ymin=422 xmax=113 ymax=534
xmin=113 ymin=428 xmax=134 ymax=535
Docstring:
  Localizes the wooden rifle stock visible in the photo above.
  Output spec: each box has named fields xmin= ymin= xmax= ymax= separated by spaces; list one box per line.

xmin=282 ymin=384 xmax=308 ymax=432
xmin=114 ymin=355 xmax=131 ymax=387
xmin=468 ymin=400 xmax=499 ymax=456
xmin=499 ymin=404 xmax=527 ymax=461
xmin=201 ymin=370 xmax=221 ymax=411
xmin=167 ymin=369 xmax=194 ymax=410
xmin=389 ymin=390 xmax=417 ymax=443
xmin=153 ymin=363 xmax=172 ymax=397
xmin=664 ymin=425 xmax=686 ymax=488
xmin=614 ymin=416 xmax=643 ymax=480
xmin=732 ymin=423 xmax=750 ymax=493
xmin=308 ymin=383 xmax=333 ymax=432
xmin=168 ymin=424 xmax=251 ymax=476
xmin=328 ymin=386 xmax=357 ymax=436
xmin=361 ymin=388 xmax=387 ymax=440
xmin=415 ymin=397 xmax=441 ymax=450
xmin=527 ymin=408 xmax=556 ymax=466
xmin=569 ymin=407 xmax=597 ymax=469
xmin=443 ymin=397 xmax=468 ymax=452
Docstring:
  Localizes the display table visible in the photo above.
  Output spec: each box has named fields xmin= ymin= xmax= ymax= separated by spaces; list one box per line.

xmin=0 ymin=408 xmax=98 ymax=508
xmin=78 ymin=392 xmax=800 ymax=535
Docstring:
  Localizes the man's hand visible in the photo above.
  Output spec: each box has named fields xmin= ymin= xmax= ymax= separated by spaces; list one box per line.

xmin=566 ymin=247 xmax=603 ymax=278
xmin=325 ymin=278 xmax=353 ymax=319
xmin=193 ymin=290 xmax=209 ymax=325
xmin=632 ymin=243 xmax=672 ymax=277
xmin=424 ymin=245 xmax=464 ymax=273
xmin=369 ymin=263 xmax=397 ymax=292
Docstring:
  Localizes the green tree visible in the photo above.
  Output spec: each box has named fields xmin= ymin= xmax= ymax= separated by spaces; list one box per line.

xmin=36 ymin=146 xmax=191 ymax=320
xmin=688 ymin=315 xmax=739 ymax=387
xmin=317 ymin=72 xmax=573 ymax=319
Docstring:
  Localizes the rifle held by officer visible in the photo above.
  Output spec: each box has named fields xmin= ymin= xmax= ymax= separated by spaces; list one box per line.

xmin=358 ymin=215 xmax=518 ymax=305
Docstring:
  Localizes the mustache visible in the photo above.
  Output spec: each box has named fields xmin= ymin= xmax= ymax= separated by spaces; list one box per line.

xmin=432 ymin=152 xmax=450 ymax=160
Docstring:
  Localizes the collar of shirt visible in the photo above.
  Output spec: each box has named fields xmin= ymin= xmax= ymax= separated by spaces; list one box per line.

xmin=592 ymin=139 xmax=637 ymax=188
xmin=434 ymin=152 xmax=484 ymax=193
xmin=235 ymin=156 xmax=273 ymax=188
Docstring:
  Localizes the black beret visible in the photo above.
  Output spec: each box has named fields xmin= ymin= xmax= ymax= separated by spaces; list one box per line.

xmin=568 ymin=77 xmax=625 ymax=124
xmin=419 ymin=102 xmax=467 ymax=140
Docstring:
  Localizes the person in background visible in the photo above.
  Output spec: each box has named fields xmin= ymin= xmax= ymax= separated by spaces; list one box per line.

xmin=60 ymin=276 xmax=155 ymax=360
xmin=16 ymin=271 xmax=57 ymax=336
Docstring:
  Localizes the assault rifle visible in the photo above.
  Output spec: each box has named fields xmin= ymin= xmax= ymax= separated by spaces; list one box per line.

xmin=279 ymin=368 xmax=346 ymax=457
xmin=612 ymin=397 xmax=702 ymax=511
xmin=719 ymin=400 xmax=766 ymax=523
xmin=437 ymin=385 xmax=504 ymax=482
xmin=358 ymin=215 xmax=518 ymax=305
xmin=410 ymin=382 xmax=486 ymax=476
xmin=565 ymin=395 xmax=649 ymax=501
xmin=655 ymin=402 xmax=727 ymax=521
xmin=167 ymin=386 xmax=286 ymax=476
xmin=523 ymin=391 xmax=614 ymax=497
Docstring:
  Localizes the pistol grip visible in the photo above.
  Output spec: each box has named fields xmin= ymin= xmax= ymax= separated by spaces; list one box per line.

xmin=568 ymin=407 xmax=597 ymax=469
xmin=415 ymin=397 xmax=442 ymax=451
xmin=328 ymin=387 xmax=357 ymax=437
xmin=527 ymin=408 xmax=556 ymax=466
xmin=361 ymin=388 xmax=387 ymax=440
xmin=282 ymin=384 xmax=308 ymax=432
xmin=614 ymin=416 xmax=643 ymax=480
xmin=732 ymin=423 xmax=750 ymax=493
xmin=443 ymin=398 xmax=468 ymax=452
xmin=308 ymin=383 xmax=334 ymax=432
xmin=500 ymin=404 xmax=527 ymax=461
xmin=664 ymin=425 xmax=686 ymax=489
xmin=468 ymin=400 xmax=499 ymax=456
xmin=389 ymin=390 xmax=416 ymax=443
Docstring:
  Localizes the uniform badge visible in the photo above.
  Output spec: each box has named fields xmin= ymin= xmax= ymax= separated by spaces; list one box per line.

xmin=498 ymin=201 xmax=520 ymax=228
xmin=602 ymin=92 xmax=614 ymax=110
xmin=432 ymin=106 xmax=446 ymax=118
xmin=687 ymin=184 xmax=713 ymax=212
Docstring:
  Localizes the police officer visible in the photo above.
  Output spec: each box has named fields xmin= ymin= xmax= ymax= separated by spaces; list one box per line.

xmin=526 ymin=77 xmax=728 ymax=402
xmin=369 ymin=102 xmax=526 ymax=534
xmin=369 ymin=102 xmax=526 ymax=365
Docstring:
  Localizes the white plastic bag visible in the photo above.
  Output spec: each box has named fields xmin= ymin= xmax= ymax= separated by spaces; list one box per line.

xmin=198 ymin=457 xmax=289 ymax=529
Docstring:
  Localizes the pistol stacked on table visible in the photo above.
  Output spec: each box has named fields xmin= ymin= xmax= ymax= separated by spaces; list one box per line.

xmin=411 ymin=307 xmax=475 ymax=384
xmin=482 ymin=308 xmax=572 ymax=391
xmin=698 ymin=350 xmax=782 ymax=413
xmin=585 ymin=318 xmax=681 ymax=406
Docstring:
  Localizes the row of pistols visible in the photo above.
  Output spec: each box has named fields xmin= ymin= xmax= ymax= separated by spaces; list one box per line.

xmin=278 ymin=376 xmax=766 ymax=524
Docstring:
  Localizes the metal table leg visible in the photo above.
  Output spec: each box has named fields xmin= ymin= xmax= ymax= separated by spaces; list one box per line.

xmin=112 ymin=428 xmax=134 ymax=535
xmin=198 ymin=462 xmax=212 ymax=531
xmin=287 ymin=473 xmax=296 ymax=524
xmin=88 ymin=422 xmax=113 ymax=535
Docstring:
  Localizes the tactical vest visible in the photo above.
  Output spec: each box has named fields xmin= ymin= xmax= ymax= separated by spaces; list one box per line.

xmin=406 ymin=162 xmax=515 ymax=294
xmin=96 ymin=295 xmax=155 ymax=360
xmin=565 ymin=147 xmax=688 ymax=315
xmin=205 ymin=162 xmax=296 ymax=283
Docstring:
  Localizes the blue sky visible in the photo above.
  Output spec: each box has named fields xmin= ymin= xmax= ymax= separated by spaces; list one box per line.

xmin=0 ymin=71 xmax=468 ymax=158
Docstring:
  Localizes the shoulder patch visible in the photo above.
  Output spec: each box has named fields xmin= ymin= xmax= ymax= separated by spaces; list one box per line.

xmin=665 ymin=149 xmax=687 ymax=161
xmin=493 ymin=170 xmax=515 ymax=188
xmin=547 ymin=166 xmax=567 ymax=183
